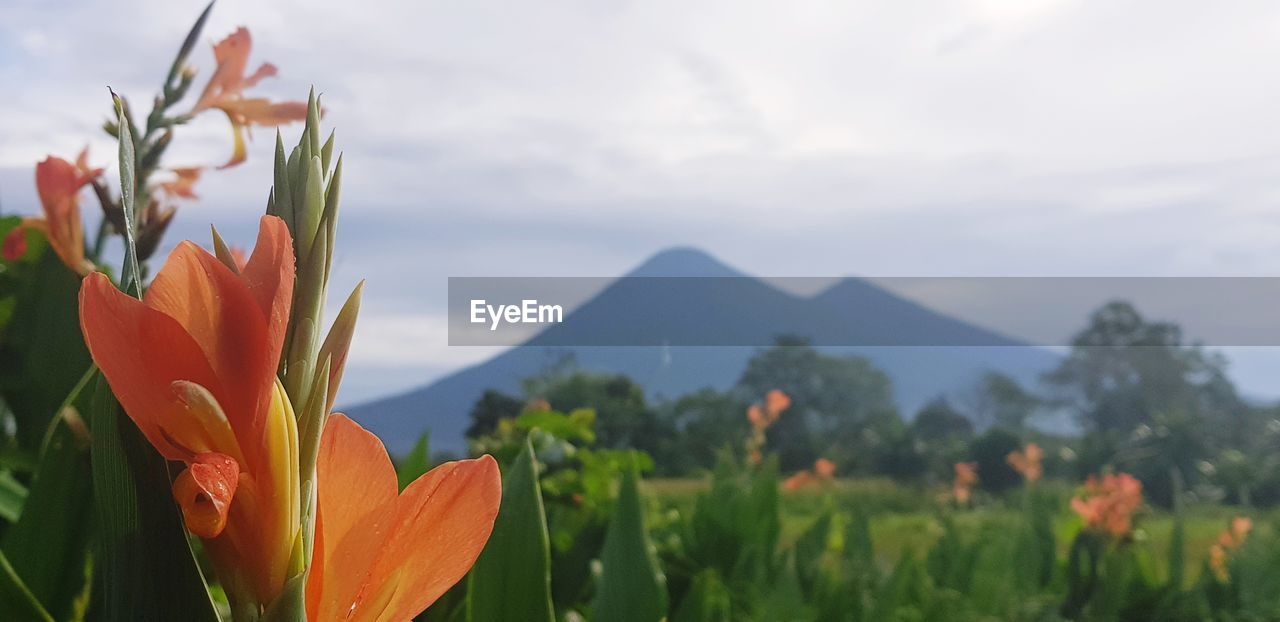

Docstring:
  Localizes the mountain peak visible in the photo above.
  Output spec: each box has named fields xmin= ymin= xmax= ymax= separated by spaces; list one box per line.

xmin=625 ymin=246 xmax=744 ymax=278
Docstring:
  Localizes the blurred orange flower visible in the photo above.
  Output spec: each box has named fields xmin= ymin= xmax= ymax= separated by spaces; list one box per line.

xmin=79 ymin=215 xmax=298 ymax=611
xmin=1209 ymin=516 xmax=1252 ymax=583
xmin=1216 ymin=516 xmax=1251 ymax=551
xmin=782 ymin=458 xmax=836 ymax=492
xmin=191 ymin=28 xmax=307 ymax=168
xmin=3 ymin=151 xmax=101 ymax=274
xmin=765 ymin=389 xmax=791 ymax=420
xmin=1231 ymin=516 xmax=1253 ymax=546
xmin=157 ymin=167 xmax=203 ymax=200
xmin=953 ymin=462 xmax=978 ymax=505
xmin=1006 ymin=443 xmax=1043 ymax=483
xmin=782 ymin=471 xmax=814 ymax=491
xmin=1209 ymin=543 xmax=1229 ymax=582
xmin=1070 ymin=473 xmax=1142 ymax=539
xmin=306 ymin=415 xmax=501 ymax=621
xmin=814 ymin=457 xmax=836 ymax=480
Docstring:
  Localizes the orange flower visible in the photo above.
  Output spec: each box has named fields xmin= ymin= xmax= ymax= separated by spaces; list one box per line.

xmin=765 ymin=389 xmax=791 ymax=422
xmin=746 ymin=404 xmax=766 ymax=430
xmin=1214 ymin=516 xmax=1252 ymax=551
xmin=1209 ymin=543 xmax=1229 ymax=582
xmin=157 ymin=167 xmax=203 ymax=200
xmin=191 ymin=28 xmax=307 ymax=168
xmin=1070 ymin=473 xmax=1142 ymax=539
xmin=3 ymin=151 xmax=100 ymax=274
xmin=1209 ymin=516 xmax=1252 ymax=583
xmin=1230 ymin=516 xmax=1252 ymax=547
xmin=814 ymin=457 xmax=836 ymax=480
xmin=1006 ymin=443 xmax=1044 ymax=483
xmin=79 ymin=216 xmax=298 ymax=612
xmin=953 ymin=462 xmax=978 ymax=505
xmin=306 ymin=415 xmax=501 ymax=621
xmin=782 ymin=471 xmax=814 ymax=491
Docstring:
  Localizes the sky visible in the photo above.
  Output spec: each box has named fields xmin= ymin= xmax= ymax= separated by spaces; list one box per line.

xmin=5 ymin=0 xmax=1280 ymax=404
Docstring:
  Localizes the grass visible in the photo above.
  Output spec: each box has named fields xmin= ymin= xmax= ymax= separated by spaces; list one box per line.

xmin=643 ymin=477 xmax=1272 ymax=587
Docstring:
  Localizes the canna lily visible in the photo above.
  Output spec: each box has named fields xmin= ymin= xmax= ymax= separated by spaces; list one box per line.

xmin=745 ymin=389 xmax=790 ymax=465
xmin=3 ymin=151 xmax=101 ymax=274
xmin=765 ymin=389 xmax=791 ymax=420
xmin=782 ymin=458 xmax=836 ymax=491
xmin=1006 ymin=443 xmax=1044 ymax=483
xmin=191 ymin=28 xmax=307 ymax=168
xmin=306 ymin=414 xmax=501 ymax=621
xmin=814 ymin=457 xmax=836 ymax=480
xmin=1215 ymin=516 xmax=1251 ymax=551
xmin=953 ymin=462 xmax=978 ymax=505
xmin=1209 ymin=542 xmax=1230 ymax=582
xmin=1209 ymin=516 xmax=1252 ymax=582
xmin=1070 ymin=473 xmax=1142 ymax=539
xmin=79 ymin=215 xmax=299 ymax=613
xmin=782 ymin=471 xmax=814 ymax=491
xmin=157 ymin=167 xmax=203 ymax=200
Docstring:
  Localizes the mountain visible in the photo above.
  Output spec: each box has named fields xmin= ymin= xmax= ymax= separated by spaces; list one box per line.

xmin=344 ymin=248 xmax=1062 ymax=454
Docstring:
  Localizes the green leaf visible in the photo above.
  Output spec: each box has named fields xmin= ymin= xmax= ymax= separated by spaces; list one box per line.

xmin=1 ymin=413 xmax=92 ymax=621
xmin=793 ymin=506 xmax=834 ymax=590
xmin=0 ymin=472 xmax=26 ymax=522
xmin=467 ymin=437 xmax=554 ymax=622
xmin=164 ymin=1 xmax=214 ymax=91
xmin=89 ymin=375 xmax=219 ymax=621
xmin=671 ymin=569 xmax=732 ymax=622
xmin=758 ymin=552 xmax=807 ymax=622
xmin=110 ymin=91 xmax=142 ymax=297
xmin=397 ymin=432 xmax=431 ymax=492
xmin=82 ymin=99 xmax=217 ymax=620
xmin=0 ymin=218 xmax=93 ymax=451
xmin=591 ymin=461 xmax=667 ymax=622
xmin=0 ymin=548 xmax=54 ymax=622
xmin=513 ymin=409 xmax=595 ymax=444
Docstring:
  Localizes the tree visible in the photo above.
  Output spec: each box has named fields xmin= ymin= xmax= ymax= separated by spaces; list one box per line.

xmin=968 ymin=372 xmax=1040 ymax=432
xmin=1045 ymin=301 xmax=1248 ymax=506
xmin=969 ymin=428 xmax=1021 ymax=493
xmin=736 ymin=336 xmax=899 ymax=471
xmin=656 ymin=389 xmax=748 ymax=475
xmin=466 ymin=389 xmax=524 ymax=438
xmin=534 ymin=372 xmax=670 ymax=456
xmin=1044 ymin=301 xmax=1242 ymax=435
xmin=911 ymin=397 xmax=974 ymax=442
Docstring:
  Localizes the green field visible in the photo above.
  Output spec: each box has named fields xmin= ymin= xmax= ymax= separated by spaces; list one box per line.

xmin=644 ymin=477 xmax=1264 ymax=589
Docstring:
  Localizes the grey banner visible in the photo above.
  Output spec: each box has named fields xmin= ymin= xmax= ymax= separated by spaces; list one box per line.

xmin=447 ymin=277 xmax=1280 ymax=346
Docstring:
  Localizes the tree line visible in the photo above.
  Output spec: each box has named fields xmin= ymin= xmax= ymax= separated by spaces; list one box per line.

xmin=465 ymin=301 xmax=1280 ymax=507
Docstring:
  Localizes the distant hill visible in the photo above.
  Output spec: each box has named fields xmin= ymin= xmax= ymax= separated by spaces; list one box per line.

xmin=344 ymin=248 xmax=1062 ymax=454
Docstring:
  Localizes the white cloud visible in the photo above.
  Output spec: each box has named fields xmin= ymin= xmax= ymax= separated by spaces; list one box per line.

xmin=6 ymin=0 xmax=1280 ymax=400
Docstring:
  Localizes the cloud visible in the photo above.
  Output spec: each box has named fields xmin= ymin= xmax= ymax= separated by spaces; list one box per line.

xmin=6 ymin=0 xmax=1280 ymax=401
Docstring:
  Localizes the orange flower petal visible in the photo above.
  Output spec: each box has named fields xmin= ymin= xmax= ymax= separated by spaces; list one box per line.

xmin=221 ymin=99 xmax=310 ymax=127
xmin=173 ymin=452 xmax=241 ymax=539
xmin=35 ymin=156 xmax=94 ymax=275
xmin=239 ymin=216 xmax=296 ymax=365
xmin=765 ymin=389 xmax=791 ymax=419
xmin=307 ymin=414 xmax=399 ymax=622
xmin=194 ymin=27 xmax=253 ymax=113
xmin=219 ymin=113 xmax=249 ymax=169
xmin=366 ymin=454 xmax=501 ymax=621
xmin=2 ymin=226 xmax=27 ymax=262
xmin=241 ymin=63 xmax=279 ymax=91
xmin=142 ymin=217 xmax=294 ymax=469
xmin=814 ymin=458 xmax=836 ymax=479
xmin=79 ymin=273 xmax=223 ymax=460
